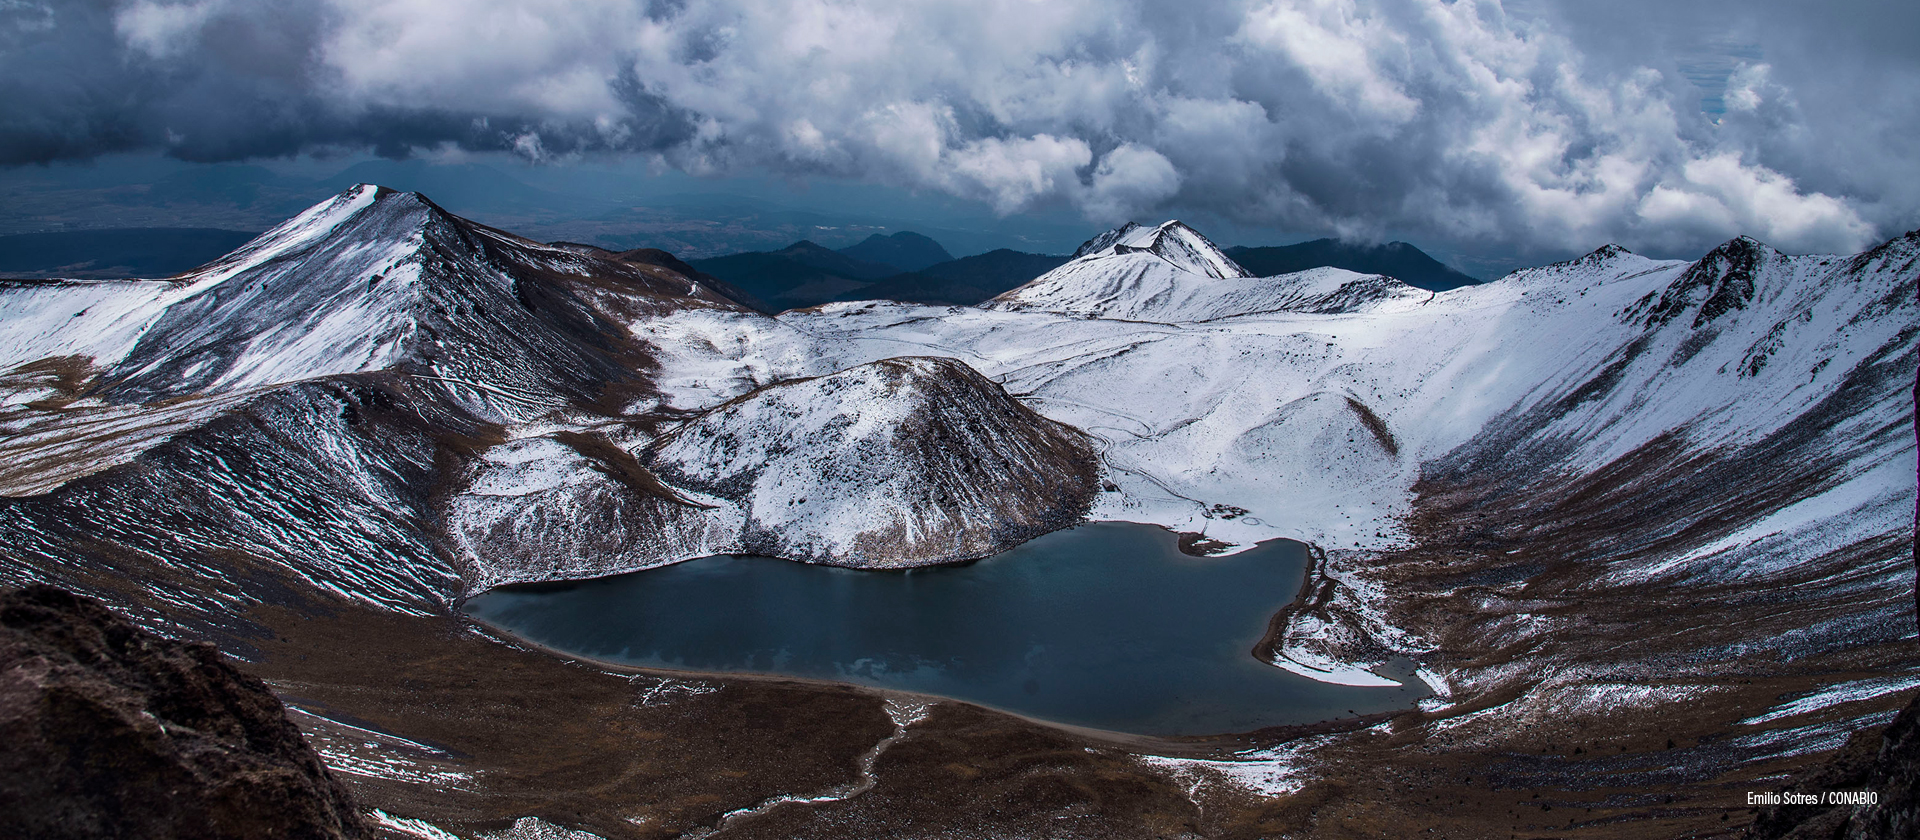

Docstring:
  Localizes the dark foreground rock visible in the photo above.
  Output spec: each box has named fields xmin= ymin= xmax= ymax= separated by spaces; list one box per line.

xmin=1744 ymin=690 xmax=1920 ymax=839
xmin=0 ymin=585 xmax=366 ymax=840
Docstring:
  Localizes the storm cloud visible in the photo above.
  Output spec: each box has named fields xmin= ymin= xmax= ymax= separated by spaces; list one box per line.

xmin=4 ymin=0 xmax=1916 ymax=257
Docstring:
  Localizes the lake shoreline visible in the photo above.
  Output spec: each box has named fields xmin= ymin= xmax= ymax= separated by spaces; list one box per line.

xmin=463 ymin=519 xmax=1419 ymax=748
xmin=459 ymin=610 xmax=1403 ymax=758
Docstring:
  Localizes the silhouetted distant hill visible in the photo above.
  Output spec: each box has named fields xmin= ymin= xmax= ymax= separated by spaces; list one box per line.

xmin=836 ymin=232 xmax=954 ymax=272
xmin=147 ymin=165 xmax=308 ymax=210
xmin=0 ymin=228 xmax=259 ymax=278
xmin=678 ymin=233 xmax=1479 ymax=310
xmin=839 ymin=250 xmax=1071 ymax=306
xmin=1225 ymin=239 xmax=1479 ymax=291
xmin=689 ymin=241 xmax=900 ymax=310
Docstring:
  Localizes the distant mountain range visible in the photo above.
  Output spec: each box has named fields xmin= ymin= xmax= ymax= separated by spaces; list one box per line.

xmin=0 ymin=211 xmax=1484 ymax=315
xmin=0 ymin=158 xmax=1097 ymax=257
xmin=847 ymin=250 xmax=1075 ymax=307
xmin=688 ymin=239 xmax=1076 ymax=310
xmin=0 ymin=221 xmax=1482 ymax=310
xmin=686 ymin=229 xmax=1480 ymax=311
xmin=1225 ymin=240 xmax=1480 ymax=291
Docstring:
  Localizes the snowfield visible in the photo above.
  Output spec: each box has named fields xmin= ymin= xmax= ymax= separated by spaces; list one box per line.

xmin=623 ymin=232 xmax=1913 ymax=577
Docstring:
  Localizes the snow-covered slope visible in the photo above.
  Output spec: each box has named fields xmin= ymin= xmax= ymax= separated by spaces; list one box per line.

xmin=89 ymin=185 xmax=752 ymax=419
xmin=712 ymin=231 xmax=1912 ymax=698
xmin=648 ymin=356 xmax=1098 ymax=567
xmin=987 ymin=220 xmax=1427 ymax=321
xmin=449 ymin=355 xmax=1099 ymax=587
xmin=747 ymin=234 xmax=1912 ymax=564
xmin=450 ymin=431 xmax=743 ymax=593
xmin=0 ymin=279 xmax=192 ymax=377
xmin=0 ymin=186 xmax=775 ymax=505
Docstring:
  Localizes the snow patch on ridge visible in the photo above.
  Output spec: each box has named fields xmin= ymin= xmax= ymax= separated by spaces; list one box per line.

xmin=1740 ymin=676 xmax=1920 ymax=726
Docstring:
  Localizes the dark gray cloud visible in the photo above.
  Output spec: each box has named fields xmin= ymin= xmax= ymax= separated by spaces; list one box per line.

xmin=4 ymin=0 xmax=1915 ymax=259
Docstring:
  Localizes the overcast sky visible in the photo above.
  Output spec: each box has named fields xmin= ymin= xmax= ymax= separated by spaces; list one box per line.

xmin=3 ymin=0 xmax=1916 ymax=266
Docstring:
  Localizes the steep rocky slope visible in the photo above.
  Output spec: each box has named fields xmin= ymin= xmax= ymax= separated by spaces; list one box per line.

xmin=0 ymin=185 xmax=762 ymax=632
xmin=1 ymin=187 xmax=1109 ymax=628
xmin=2 ymin=185 xmax=757 ymax=419
xmin=0 ymin=375 xmax=477 ymax=628
xmin=1745 ymin=692 xmax=1920 ymax=840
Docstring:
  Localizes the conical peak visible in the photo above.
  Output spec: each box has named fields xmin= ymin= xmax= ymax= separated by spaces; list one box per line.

xmin=1563 ymin=243 xmax=1635 ymax=270
xmin=1721 ymin=235 xmax=1775 ymax=259
xmin=1132 ymin=221 xmax=1251 ymax=279
xmin=1070 ymin=220 xmax=1250 ymax=279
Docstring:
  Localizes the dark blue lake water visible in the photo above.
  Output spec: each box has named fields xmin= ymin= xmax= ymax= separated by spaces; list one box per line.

xmin=464 ymin=522 xmax=1425 ymax=736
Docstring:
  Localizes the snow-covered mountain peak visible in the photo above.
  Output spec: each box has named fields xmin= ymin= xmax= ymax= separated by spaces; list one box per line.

xmin=1499 ymin=242 xmax=1679 ymax=291
xmin=987 ymin=219 xmax=1425 ymax=321
xmin=1071 ymin=220 xmax=1251 ymax=280
xmin=1624 ymin=234 xmax=1782 ymax=329
xmin=181 ymin=183 xmax=390 ymax=287
xmin=1585 ymin=243 xmax=1633 ymax=262
xmin=1846 ymin=228 xmax=1920 ymax=278
xmin=58 ymin=185 xmax=752 ymax=415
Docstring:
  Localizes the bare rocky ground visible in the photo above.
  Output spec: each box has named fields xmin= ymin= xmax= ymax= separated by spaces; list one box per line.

xmin=5 ymin=552 xmax=1888 ymax=839
xmin=237 ymin=598 xmax=1215 ymax=840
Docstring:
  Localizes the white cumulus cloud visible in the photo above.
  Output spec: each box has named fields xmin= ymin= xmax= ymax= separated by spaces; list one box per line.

xmin=5 ymin=0 xmax=1914 ymax=260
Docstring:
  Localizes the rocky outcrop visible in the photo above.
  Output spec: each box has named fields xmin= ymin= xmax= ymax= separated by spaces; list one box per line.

xmin=1624 ymin=234 xmax=1772 ymax=329
xmin=450 ymin=431 xmax=741 ymax=592
xmin=0 ymin=585 xmax=366 ymax=839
